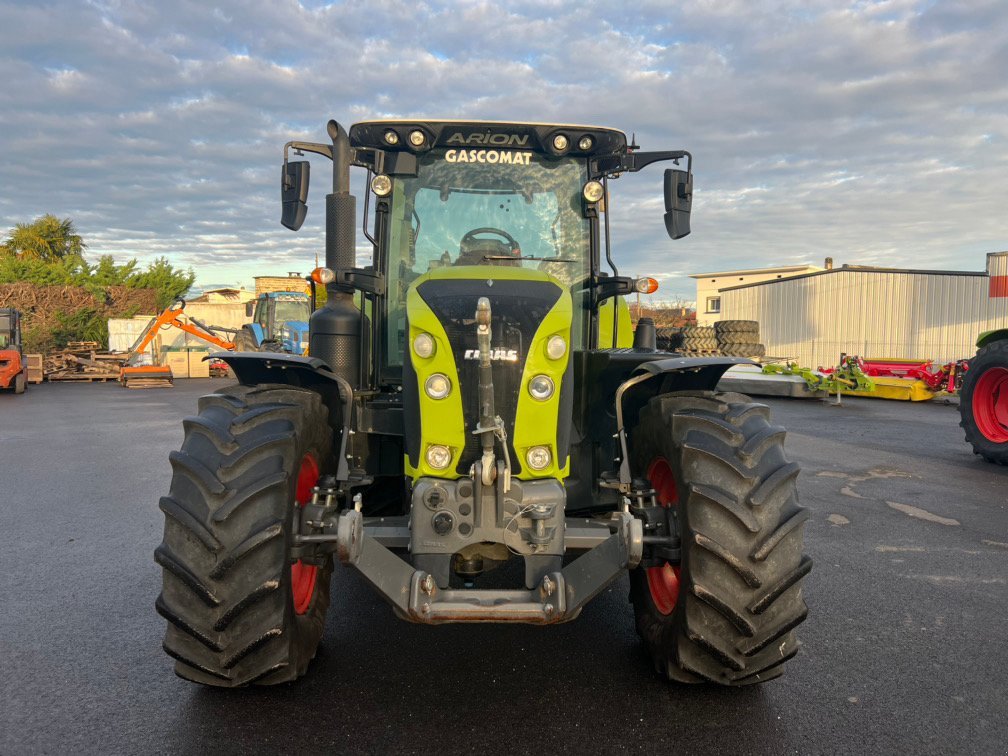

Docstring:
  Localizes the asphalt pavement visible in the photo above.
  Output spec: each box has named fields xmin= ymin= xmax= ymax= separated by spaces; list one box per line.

xmin=1 ymin=380 xmax=1006 ymax=755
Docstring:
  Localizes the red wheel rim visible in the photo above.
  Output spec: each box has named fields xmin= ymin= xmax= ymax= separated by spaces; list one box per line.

xmin=973 ymin=367 xmax=1008 ymax=443
xmin=291 ymin=453 xmax=320 ymax=615
xmin=645 ymin=457 xmax=681 ymax=616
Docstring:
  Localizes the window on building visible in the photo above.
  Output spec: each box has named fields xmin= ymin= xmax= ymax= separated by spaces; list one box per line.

xmin=706 ymin=296 xmax=721 ymax=313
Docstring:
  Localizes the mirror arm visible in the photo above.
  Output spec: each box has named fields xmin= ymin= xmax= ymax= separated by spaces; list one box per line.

xmin=592 ymin=275 xmax=637 ymax=304
xmin=590 ymin=150 xmax=692 ymax=178
xmin=625 ymin=150 xmax=691 ymax=174
xmin=283 ymin=141 xmax=333 ymax=162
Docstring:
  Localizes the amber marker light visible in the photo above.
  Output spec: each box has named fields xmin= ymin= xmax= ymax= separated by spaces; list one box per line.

xmin=635 ymin=277 xmax=659 ymax=294
xmin=310 ymin=267 xmax=335 ymax=284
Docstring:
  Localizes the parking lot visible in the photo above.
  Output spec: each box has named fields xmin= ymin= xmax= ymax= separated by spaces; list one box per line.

xmin=1 ymin=380 xmax=1006 ymax=754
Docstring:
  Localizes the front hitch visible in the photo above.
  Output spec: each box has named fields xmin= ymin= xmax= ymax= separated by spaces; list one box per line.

xmin=473 ymin=296 xmax=511 ymax=490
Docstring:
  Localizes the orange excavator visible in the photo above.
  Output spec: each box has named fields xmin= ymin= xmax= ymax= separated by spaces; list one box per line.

xmin=120 ymin=298 xmax=235 ymax=388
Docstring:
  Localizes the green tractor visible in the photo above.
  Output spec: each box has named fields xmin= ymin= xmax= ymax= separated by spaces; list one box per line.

xmin=156 ymin=120 xmax=810 ymax=687
xmin=959 ymin=329 xmax=1008 ymax=464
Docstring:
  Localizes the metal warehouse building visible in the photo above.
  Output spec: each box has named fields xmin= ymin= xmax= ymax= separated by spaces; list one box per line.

xmin=719 ymin=252 xmax=1008 ymax=368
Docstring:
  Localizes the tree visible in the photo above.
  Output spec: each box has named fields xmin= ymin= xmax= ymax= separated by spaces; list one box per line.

xmin=128 ymin=256 xmax=195 ymax=309
xmin=1 ymin=214 xmax=85 ymax=261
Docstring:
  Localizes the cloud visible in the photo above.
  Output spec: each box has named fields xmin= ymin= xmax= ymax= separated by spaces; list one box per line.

xmin=0 ymin=0 xmax=1006 ymax=300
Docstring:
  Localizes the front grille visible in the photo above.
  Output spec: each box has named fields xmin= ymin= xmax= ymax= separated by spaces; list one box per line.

xmin=416 ymin=278 xmax=563 ymax=475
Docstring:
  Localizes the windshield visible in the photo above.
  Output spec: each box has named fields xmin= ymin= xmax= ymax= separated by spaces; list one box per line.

xmin=274 ymin=299 xmax=309 ymax=324
xmin=385 ymin=149 xmax=591 ymax=369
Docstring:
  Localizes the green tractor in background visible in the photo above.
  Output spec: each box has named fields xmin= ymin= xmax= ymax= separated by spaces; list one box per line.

xmin=960 ymin=329 xmax=1008 ymax=464
xmin=156 ymin=119 xmax=811 ymax=687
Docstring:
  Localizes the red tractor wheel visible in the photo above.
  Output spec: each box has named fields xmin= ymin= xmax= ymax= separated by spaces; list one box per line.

xmin=628 ymin=392 xmax=811 ymax=686
xmin=960 ymin=340 xmax=1008 ymax=464
xmin=156 ymin=384 xmax=334 ymax=686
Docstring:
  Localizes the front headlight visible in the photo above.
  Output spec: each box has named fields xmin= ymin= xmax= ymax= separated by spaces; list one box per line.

xmin=546 ymin=335 xmax=566 ymax=360
xmin=413 ymin=332 xmax=435 ymax=358
xmin=526 ymin=446 xmax=552 ymax=471
xmin=426 ymin=444 xmax=452 ymax=470
xmin=425 ymin=373 xmax=451 ymax=399
xmin=528 ymin=374 xmax=555 ymax=401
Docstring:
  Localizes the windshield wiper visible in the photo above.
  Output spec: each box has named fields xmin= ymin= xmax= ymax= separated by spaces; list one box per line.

xmin=482 ymin=255 xmax=578 ymax=263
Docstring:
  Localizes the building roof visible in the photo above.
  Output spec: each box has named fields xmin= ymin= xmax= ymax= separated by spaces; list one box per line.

xmin=689 ymin=264 xmax=820 ymax=279
xmin=718 ymin=263 xmax=987 ymax=292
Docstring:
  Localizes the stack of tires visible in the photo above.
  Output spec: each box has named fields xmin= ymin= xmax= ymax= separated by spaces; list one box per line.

xmin=678 ymin=325 xmax=717 ymax=355
xmin=715 ymin=320 xmax=766 ymax=358
xmin=655 ymin=327 xmax=684 ymax=352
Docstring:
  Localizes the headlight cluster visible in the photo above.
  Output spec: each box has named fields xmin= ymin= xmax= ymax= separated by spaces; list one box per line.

xmin=413 ymin=332 xmax=435 ymax=358
xmin=425 ymin=373 xmax=451 ymax=400
xmin=426 ymin=444 xmax=452 ymax=470
xmin=528 ymin=374 xmax=554 ymax=401
xmin=546 ymin=334 xmax=566 ymax=360
xmin=526 ymin=445 xmax=552 ymax=471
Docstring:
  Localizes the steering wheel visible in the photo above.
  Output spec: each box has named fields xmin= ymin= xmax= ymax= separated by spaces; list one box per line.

xmin=458 ymin=227 xmax=521 ymax=265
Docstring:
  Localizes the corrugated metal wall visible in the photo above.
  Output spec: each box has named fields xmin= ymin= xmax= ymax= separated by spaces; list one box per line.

xmin=720 ymin=253 xmax=1008 ymax=368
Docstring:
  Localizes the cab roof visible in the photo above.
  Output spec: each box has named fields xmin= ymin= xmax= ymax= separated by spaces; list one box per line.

xmin=349 ymin=120 xmax=629 ymax=158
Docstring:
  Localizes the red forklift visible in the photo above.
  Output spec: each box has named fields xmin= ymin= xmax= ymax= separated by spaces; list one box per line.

xmin=0 ymin=308 xmax=27 ymax=394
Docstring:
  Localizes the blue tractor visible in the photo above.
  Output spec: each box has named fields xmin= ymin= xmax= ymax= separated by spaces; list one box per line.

xmin=236 ymin=291 xmax=312 ymax=354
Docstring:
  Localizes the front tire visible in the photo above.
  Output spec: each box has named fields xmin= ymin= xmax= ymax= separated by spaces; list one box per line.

xmin=156 ymin=384 xmax=333 ymax=686
xmin=959 ymin=340 xmax=1008 ymax=465
xmin=233 ymin=330 xmax=258 ymax=352
xmin=629 ymin=392 xmax=811 ymax=685
xmin=14 ymin=371 xmax=25 ymax=394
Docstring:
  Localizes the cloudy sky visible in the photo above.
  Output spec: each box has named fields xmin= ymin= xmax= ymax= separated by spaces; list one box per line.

xmin=1 ymin=0 xmax=1006 ymax=301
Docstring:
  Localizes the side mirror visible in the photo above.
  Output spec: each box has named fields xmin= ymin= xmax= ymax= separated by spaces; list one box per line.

xmin=245 ymin=302 xmax=254 ymax=318
xmin=281 ymin=160 xmax=310 ymax=230
xmin=663 ymin=168 xmax=692 ymax=240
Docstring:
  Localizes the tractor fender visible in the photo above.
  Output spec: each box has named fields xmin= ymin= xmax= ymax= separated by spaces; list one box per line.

xmin=611 ymin=356 xmax=753 ymax=490
xmin=217 ymin=352 xmax=347 ymax=393
xmin=215 ymin=352 xmax=354 ymax=481
xmin=976 ymin=328 xmax=1008 ymax=349
xmin=618 ymin=355 xmax=753 ymax=431
xmin=247 ymin=322 xmax=266 ymax=345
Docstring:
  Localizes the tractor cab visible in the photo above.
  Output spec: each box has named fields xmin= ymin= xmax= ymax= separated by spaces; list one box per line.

xmin=241 ymin=291 xmax=311 ymax=353
xmin=0 ymin=308 xmax=21 ymax=351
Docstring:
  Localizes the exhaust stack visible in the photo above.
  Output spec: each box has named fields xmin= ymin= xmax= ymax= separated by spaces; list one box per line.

xmin=310 ymin=119 xmax=365 ymax=386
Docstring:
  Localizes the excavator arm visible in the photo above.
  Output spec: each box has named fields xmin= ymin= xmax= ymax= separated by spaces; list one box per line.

xmin=120 ymin=299 xmax=236 ymax=388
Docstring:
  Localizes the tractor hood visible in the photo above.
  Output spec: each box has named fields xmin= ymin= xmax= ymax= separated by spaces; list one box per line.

xmin=403 ymin=267 xmax=574 ymax=481
xmin=280 ymin=320 xmax=310 ymax=354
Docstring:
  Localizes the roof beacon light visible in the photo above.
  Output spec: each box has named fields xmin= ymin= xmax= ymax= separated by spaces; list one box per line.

xmin=310 ymin=267 xmax=335 ymax=284
xmin=635 ymin=277 xmax=660 ymax=294
xmin=371 ymin=174 xmax=393 ymax=196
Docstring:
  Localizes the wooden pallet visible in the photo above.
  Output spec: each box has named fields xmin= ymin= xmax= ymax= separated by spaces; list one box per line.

xmin=124 ymin=377 xmax=174 ymax=389
xmin=43 ymin=346 xmax=126 ymax=383
xmin=25 ymin=354 xmax=44 ymax=384
xmin=47 ymin=373 xmax=119 ymax=382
